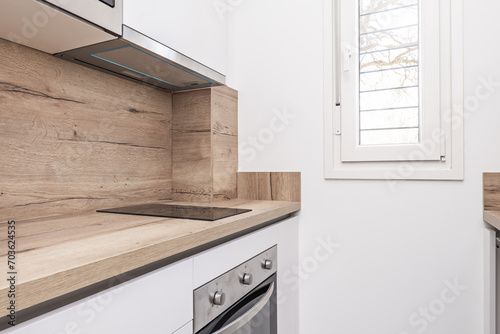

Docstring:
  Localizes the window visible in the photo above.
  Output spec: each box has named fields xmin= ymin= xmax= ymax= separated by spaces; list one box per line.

xmin=324 ymin=0 xmax=464 ymax=180
xmin=358 ymin=1 xmax=420 ymax=146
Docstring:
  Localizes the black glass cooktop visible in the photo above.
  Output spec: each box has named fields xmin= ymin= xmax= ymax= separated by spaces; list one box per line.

xmin=97 ymin=204 xmax=252 ymax=221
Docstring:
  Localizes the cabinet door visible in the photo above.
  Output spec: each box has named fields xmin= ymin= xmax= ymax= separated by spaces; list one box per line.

xmin=276 ymin=216 xmax=299 ymax=334
xmin=4 ymin=259 xmax=193 ymax=334
xmin=174 ymin=321 xmax=193 ymax=334
xmin=123 ymin=0 xmax=227 ymax=75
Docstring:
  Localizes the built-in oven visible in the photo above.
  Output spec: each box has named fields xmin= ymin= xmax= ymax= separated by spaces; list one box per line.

xmin=194 ymin=246 xmax=277 ymax=334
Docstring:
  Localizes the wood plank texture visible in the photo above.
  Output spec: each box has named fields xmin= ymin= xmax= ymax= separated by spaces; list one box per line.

xmin=484 ymin=173 xmax=500 ymax=211
xmin=238 ymin=172 xmax=301 ymax=202
xmin=172 ymin=89 xmax=212 ymax=201
xmin=172 ymin=87 xmax=238 ymax=202
xmin=212 ymin=86 xmax=238 ymax=201
xmin=0 ymin=38 xmax=173 ymax=221
xmin=0 ymin=199 xmax=300 ymax=316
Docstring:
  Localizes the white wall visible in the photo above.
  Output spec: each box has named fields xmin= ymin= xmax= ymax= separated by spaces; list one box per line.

xmin=227 ymin=0 xmax=500 ymax=333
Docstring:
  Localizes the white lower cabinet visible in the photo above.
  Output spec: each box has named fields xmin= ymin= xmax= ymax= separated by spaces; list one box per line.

xmin=173 ymin=321 xmax=193 ymax=334
xmin=276 ymin=216 xmax=300 ymax=334
xmin=5 ymin=259 xmax=193 ymax=334
xmin=6 ymin=216 xmax=299 ymax=334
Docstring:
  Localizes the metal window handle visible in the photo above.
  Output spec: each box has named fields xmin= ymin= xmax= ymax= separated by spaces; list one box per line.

xmin=213 ymin=282 xmax=275 ymax=334
xmin=343 ymin=46 xmax=352 ymax=72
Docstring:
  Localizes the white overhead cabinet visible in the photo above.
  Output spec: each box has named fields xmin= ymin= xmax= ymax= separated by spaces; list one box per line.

xmin=123 ymin=0 xmax=228 ymax=76
xmin=0 ymin=0 xmax=119 ymax=54
xmin=0 ymin=0 xmax=226 ymax=90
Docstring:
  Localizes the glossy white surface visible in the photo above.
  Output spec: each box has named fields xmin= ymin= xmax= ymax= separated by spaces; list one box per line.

xmin=173 ymin=321 xmax=193 ymax=334
xmin=192 ymin=224 xmax=278 ymax=289
xmin=0 ymin=0 xmax=115 ymax=54
xmin=276 ymin=216 xmax=300 ymax=334
xmin=4 ymin=259 xmax=193 ymax=334
xmin=44 ymin=0 xmax=123 ymax=35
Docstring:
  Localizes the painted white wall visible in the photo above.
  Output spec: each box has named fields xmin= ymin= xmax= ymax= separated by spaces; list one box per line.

xmin=227 ymin=0 xmax=500 ymax=333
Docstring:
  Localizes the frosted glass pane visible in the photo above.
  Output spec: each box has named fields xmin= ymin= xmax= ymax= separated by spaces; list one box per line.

xmin=360 ymin=108 xmax=419 ymax=130
xmin=360 ymin=66 xmax=418 ymax=91
xmin=360 ymin=128 xmax=419 ymax=145
xmin=360 ymin=0 xmax=418 ymax=15
xmin=360 ymin=86 xmax=418 ymax=111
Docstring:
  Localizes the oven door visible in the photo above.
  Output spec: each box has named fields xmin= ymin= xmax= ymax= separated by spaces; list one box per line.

xmin=197 ymin=275 xmax=277 ymax=334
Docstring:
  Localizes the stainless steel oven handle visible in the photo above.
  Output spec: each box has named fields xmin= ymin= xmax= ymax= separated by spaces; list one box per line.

xmin=213 ymin=282 xmax=275 ymax=334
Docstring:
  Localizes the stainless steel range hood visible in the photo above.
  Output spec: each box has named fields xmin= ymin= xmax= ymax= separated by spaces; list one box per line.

xmin=56 ymin=25 xmax=225 ymax=91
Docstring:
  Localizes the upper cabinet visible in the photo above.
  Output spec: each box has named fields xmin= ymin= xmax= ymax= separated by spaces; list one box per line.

xmin=0 ymin=0 xmax=226 ymax=90
xmin=123 ymin=0 xmax=228 ymax=76
xmin=0 ymin=0 xmax=119 ymax=54
xmin=43 ymin=0 xmax=123 ymax=35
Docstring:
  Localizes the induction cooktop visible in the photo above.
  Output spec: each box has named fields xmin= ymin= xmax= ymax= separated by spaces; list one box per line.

xmin=96 ymin=204 xmax=252 ymax=221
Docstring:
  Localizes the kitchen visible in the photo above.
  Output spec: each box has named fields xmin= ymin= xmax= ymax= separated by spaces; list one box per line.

xmin=0 ymin=0 xmax=499 ymax=334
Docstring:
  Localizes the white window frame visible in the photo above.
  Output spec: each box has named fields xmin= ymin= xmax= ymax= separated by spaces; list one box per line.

xmin=324 ymin=0 xmax=464 ymax=180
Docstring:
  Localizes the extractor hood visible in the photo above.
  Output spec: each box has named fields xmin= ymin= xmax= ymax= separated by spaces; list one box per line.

xmin=56 ymin=25 xmax=226 ymax=91
xmin=0 ymin=0 xmax=225 ymax=92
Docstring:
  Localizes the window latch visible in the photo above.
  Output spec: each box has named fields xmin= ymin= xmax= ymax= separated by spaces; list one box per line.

xmin=335 ymin=104 xmax=341 ymax=135
xmin=343 ymin=46 xmax=352 ymax=72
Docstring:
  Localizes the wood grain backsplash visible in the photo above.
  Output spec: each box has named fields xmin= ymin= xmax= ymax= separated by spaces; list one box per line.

xmin=172 ymin=86 xmax=238 ymax=202
xmin=237 ymin=172 xmax=301 ymax=202
xmin=484 ymin=173 xmax=500 ymax=211
xmin=0 ymin=38 xmax=173 ymax=221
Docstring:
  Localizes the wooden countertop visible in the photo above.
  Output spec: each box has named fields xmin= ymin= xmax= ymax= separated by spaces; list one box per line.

xmin=484 ymin=211 xmax=500 ymax=231
xmin=484 ymin=173 xmax=500 ymax=231
xmin=0 ymin=199 xmax=300 ymax=316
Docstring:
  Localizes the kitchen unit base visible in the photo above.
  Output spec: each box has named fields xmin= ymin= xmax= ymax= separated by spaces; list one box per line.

xmin=1 ymin=215 xmax=299 ymax=334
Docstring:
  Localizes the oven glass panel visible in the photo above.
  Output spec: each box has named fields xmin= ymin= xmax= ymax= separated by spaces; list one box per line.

xmin=233 ymin=302 xmax=272 ymax=334
xmin=215 ymin=291 xmax=273 ymax=334
xmin=207 ymin=279 xmax=276 ymax=334
xmin=99 ymin=0 xmax=115 ymax=7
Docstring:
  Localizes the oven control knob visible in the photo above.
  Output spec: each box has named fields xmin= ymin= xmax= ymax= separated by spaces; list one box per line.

xmin=242 ymin=273 xmax=253 ymax=285
xmin=263 ymin=259 xmax=273 ymax=270
xmin=213 ymin=291 xmax=226 ymax=306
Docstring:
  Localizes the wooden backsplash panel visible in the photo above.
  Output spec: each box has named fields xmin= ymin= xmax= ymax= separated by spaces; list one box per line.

xmin=484 ymin=173 xmax=500 ymax=211
xmin=237 ymin=172 xmax=301 ymax=202
xmin=0 ymin=38 xmax=173 ymax=221
xmin=212 ymin=87 xmax=238 ymax=201
xmin=172 ymin=89 xmax=213 ymax=201
xmin=172 ymin=87 xmax=238 ymax=202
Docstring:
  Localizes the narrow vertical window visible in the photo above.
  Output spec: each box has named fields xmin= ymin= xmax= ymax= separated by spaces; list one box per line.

xmin=325 ymin=0 xmax=464 ymax=179
xmin=359 ymin=0 xmax=420 ymax=146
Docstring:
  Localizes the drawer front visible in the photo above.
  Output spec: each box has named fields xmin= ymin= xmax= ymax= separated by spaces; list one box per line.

xmin=5 ymin=259 xmax=193 ymax=334
xmin=193 ymin=224 xmax=278 ymax=289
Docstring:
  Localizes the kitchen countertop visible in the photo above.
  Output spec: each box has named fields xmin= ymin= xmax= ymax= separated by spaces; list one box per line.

xmin=484 ymin=210 xmax=500 ymax=231
xmin=0 ymin=199 xmax=300 ymax=317
xmin=484 ymin=173 xmax=500 ymax=231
